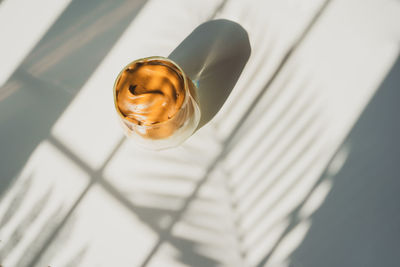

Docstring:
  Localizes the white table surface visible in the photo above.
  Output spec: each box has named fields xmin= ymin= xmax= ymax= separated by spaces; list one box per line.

xmin=0 ymin=0 xmax=399 ymax=266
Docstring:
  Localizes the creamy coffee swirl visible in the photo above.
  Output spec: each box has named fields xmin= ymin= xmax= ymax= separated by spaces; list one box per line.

xmin=115 ymin=59 xmax=195 ymax=139
xmin=116 ymin=60 xmax=186 ymax=125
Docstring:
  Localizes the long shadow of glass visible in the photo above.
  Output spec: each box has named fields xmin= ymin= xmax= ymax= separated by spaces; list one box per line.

xmin=168 ymin=19 xmax=251 ymax=129
xmin=0 ymin=0 xmax=147 ymax=198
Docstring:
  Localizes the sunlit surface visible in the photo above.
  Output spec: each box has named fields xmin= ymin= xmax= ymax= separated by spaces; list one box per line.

xmin=0 ymin=141 xmax=88 ymax=267
xmin=1 ymin=0 xmax=399 ymax=266
xmin=0 ymin=0 xmax=72 ymax=87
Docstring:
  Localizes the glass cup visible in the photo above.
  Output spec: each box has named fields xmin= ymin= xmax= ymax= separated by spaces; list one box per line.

xmin=113 ymin=56 xmax=200 ymax=150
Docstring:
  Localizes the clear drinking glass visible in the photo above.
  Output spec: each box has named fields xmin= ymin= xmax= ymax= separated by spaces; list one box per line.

xmin=113 ymin=56 xmax=200 ymax=150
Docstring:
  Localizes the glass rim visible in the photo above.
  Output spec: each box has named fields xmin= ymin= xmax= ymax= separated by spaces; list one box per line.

xmin=113 ymin=56 xmax=194 ymax=128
